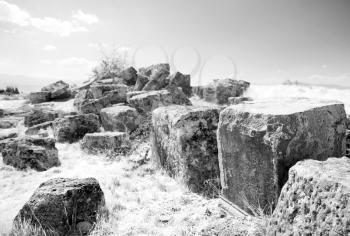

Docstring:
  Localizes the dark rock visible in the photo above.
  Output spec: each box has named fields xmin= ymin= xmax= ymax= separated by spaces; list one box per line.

xmin=90 ymin=84 xmax=128 ymax=99
xmin=77 ymin=96 xmax=111 ymax=114
xmin=29 ymin=91 xmax=50 ymax=104
xmin=142 ymin=68 xmax=170 ymax=91
xmin=25 ymin=121 xmax=54 ymax=136
xmin=53 ymin=114 xmax=100 ymax=143
xmin=268 ymin=157 xmax=350 ymax=235
xmin=134 ymin=75 xmax=149 ymax=91
xmin=151 ymin=105 xmax=220 ymax=193
xmin=0 ymin=109 xmax=4 ymax=117
xmin=218 ymin=98 xmax=347 ymax=212
xmin=166 ymin=72 xmax=191 ymax=97
xmin=117 ymin=67 xmax=138 ymax=86
xmin=1 ymin=136 xmax=60 ymax=171
xmin=100 ymin=105 xmax=140 ymax=133
xmin=14 ymin=177 xmax=105 ymax=236
xmin=41 ymin=80 xmax=71 ymax=100
xmin=24 ymin=109 xmax=59 ymax=127
xmin=81 ymin=132 xmax=129 ymax=154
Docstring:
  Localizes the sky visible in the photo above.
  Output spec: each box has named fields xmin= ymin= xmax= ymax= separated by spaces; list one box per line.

xmin=0 ymin=0 xmax=350 ymax=90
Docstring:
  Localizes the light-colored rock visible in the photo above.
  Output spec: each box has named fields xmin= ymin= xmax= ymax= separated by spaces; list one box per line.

xmin=142 ymin=68 xmax=170 ymax=91
xmin=24 ymin=109 xmax=59 ymax=127
xmin=0 ymin=117 xmax=21 ymax=128
xmin=218 ymin=98 xmax=347 ymax=212
xmin=268 ymin=157 xmax=350 ymax=235
xmin=103 ymin=85 xmax=128 ymax=104
xmin=53 ymin=114 xmax=100 ymax=143
xmin=151 ymin=105 xmax=220 ymax=193
xmin=90 ymin=84 xmax=128 ymax=99
xmin=134 ymin=75 xmax=149 ymax=91
xmin=14 ymin=178 xmax=105 ymax=236
xmin=73 ymin=89 xmax=94 ymax=107
xmin=41 ymin=80 xmax=71 ymax=100
xmin=126 ymin=91 xmax=147 ymax=103
xmin=81 ymin=132 xmax=129 ymax=154
xmin=100 ymin=105 xmax=140 ymax=133
xmin=203 ymin=79 xmax=250 ymax=104
xmin=29 ymin=91 xmax=50 ymax=104
xmin=1 ymin=136 xmax=60 ymax=171
xmin=139 ymin=63 xmax=170 ymax=77
xmin=129 ymin=89 xmax=191 ymax=113
xmin=166 ymin=72 xmax=191 ymax=97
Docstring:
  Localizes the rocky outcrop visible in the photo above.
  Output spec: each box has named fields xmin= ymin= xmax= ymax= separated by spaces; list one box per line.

xmin=218 ymin=98 xmax=347 ymax=212
xmin=139 ymin=63 xmax=170 ymax=77
xmin=166 ymin=72 xmax=191 ymax=97
xmin=14 ymin=178 xmax=105 ymax=236
xmin=90 ymin=84 xmax=128 ymax=99
xmin=41 ymin=80 xmax=72 ymax=100
xmin=1 ymin=137 xmax=60 ymax=171
xmin=129 ymin=89 xmax=191 ymax=113
xmin=0 ymin=117 xmax=21 ymax=128
xmin=134 ymin=75 xmax=149 ymax=91
xmin=151 ymin=105 xmax=220 ymax=193
xmin=73 ymin=89 xmax=94 ymax=107
xmin=203 ymin=79 xmax=250 ymax=104
xmin=81 ymin=132 xmax=129 ymax=154
xmin=25 ymin=121 xmax=54 ymax=135
xmin=53 ymin=114 xmax=100 ymax=143
xmin=29 ymin=91 xmax=50 ymax=104
xmin=268 ymin=157 xmax=350 ymax=235
xmin=142 ymin=68 xmax=170 ymax=91
xmin=117 ymin=67 xmax=138 ymax=86
xmin=77 ymin=96 xmax=112 ymax=114
xmin=100 ymin=105 xmax=140 ymax=133
xmin=24 ymin=109 xmax=59 ymax=127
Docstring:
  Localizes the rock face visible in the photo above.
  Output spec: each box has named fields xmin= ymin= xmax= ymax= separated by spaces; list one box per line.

xmin=117 ymin=67 xmax=138 ymax=86
xmin=129 ymin=89 xmax=191 ymax=113
xmin=100 ymin=105 xmax=140 ymax=133
xmin=41 ymin=80 xmax=72 ymax=100
xmin=53 ymin=114 xmax=100 ymax=143
xmin=134 ymin=75 xmax=149 ymax=91
xmin=1 ymin=137 xmax=60 ymax=171
xmin=14 ymin=178 xmax=105 ymax=236
xmin=151 ymin=105 xmax=220 ymax=193
xmin=139 ymin=63 xmax=170 ymax=77
xmin=25 ymin=121 xmax=54 ymax=135
xmin=0 ymin=117 xmax=21 ymax=128
xmin=218 ymin=98 xmax=347 ymax=212
xmin=81 ymin=132 xmax=129 ymax=154
xmin=126 ymin=91 xmax=147 ymax=103
xmin=29 ymin=91 xmax=50 ymax=104
xmin=203 ymin=79 xmax=250 ymax=104
xmin=142 ymin=68 xmax=170 ymax=91
xmin=24 ymin=109 xmax=59 ymax=127
xmin=166 ymin=72 xmax=192 ymax=97
xmin=73 ymin=89 xmax=94 ymax=107
xmin=268 ymin=157 xmax=350 ymax=235
xmin=90 ymin=84 xmax=128 ymax=99
xmin=77 ymin=96 xmax=111 ymax=114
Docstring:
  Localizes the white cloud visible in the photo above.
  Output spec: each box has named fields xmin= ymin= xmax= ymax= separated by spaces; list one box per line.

xmin=73 ymin=10 xmax=98 ymax=24
xmin=0 ymin=1 xmax=97 ymax=37
xmin=43 ymin=45 xmax=57 ymax=51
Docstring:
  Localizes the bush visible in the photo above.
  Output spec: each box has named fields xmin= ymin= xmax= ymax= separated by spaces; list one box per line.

xmin=91 ymin=50 xmax=127 ymax=81
xmin=0 ymin=86 xmax=19 ymax=94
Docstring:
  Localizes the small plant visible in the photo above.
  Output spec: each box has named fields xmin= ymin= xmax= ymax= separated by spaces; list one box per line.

xmin=91 ymin=50 xmax=127 ymax=81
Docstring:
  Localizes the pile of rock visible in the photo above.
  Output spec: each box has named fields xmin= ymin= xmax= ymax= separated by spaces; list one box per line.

xmin=29 ymin=80 xmax=72 ymax=104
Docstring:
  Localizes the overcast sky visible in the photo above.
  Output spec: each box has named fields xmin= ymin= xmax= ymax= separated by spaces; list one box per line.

xmin=0 ymin=0 xmax=349 ymax=89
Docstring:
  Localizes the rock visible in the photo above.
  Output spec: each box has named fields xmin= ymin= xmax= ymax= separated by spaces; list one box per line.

xmin=25 ymin=121 xmax=54 ymax=135
xmin=117 ymin=67 xmax=138 ymax=86
xmin=41 ymin=80 xmax=71 ymax=100
xmin=103 ymin=85 xmax=128 ymax=104
xmin=203 ymin=79 xmax=250 ymax=104
xmin=53 ymin=114 xmax=100 ymax=143
xmin=129 ymin=89 xmax=191 ymax=113
xmin=139 ymin=63 xmax=170 ymax=77
xmin=151 ymin=105 xmax=220 ymax=193
xmin=1 ymin=137 xmax=60 ymax=171
xmin=90 ymin=84 xmax=128 ymax=99
xmin=228 ymin=96 xmax=252 ymax=105
xmin=268 ymin=157 xmax=350 ymax=235
xmin=24 ymin=109 xmax=59 ymax=127
xmin=14 ymin=177 xmax=105 ymax=236
xmin=142 ymin=68 xmax=170 ymax=91
xmin=73 ymin=89 xmax=94 ymax=107
xmin=134 ymin=75 xmax=149 ymax=91
xmin=100 ymin=105 xmax=140 ymax=133
xmin=0 ymin=117 xmax=21 ymax=128
xmin=166 ymin=72 xmax=191 ymax=97
xmin=0 ymin=108 xmax=4 ymax=117
xmin=346 ymin=130 xmax=350 ymax=157
xmin=81 ymin=132 xmax=129 ymax=154
xmin=192 ymin=86 xmax=204 ymax=98
xmin=77 ymin=96 xmax=111 ymax=114
xmin=218 ymin=98 xmax=347 ymax=212
xmin=0 ymin=132 xmax=17 ymax=141
xmin=126 ymin=91 xmax=147 ymax=104
xmin=29 ymin=91 xmax=50 ymax=104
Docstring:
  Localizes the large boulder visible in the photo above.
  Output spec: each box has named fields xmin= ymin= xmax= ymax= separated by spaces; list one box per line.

xmin=1 ymin=137 xmax=60 ymax=171
xmin=166 ymin=72 xmax=191 ymax=97
xmin=77 ymin=96 xmax=112 ymax=114
xmin=151 ymin=105 xmax=220 ymax=193
xmin=81 ymin=132 xmax=129 ymax=154
xmin=134 ymin=75 xmax=149 ymax=91
xmin=100 ymin=105 xmax=140 ymax=133
xmin=203 ymin=79 xmax=250 ymax=105
xmin=53 ymin=114 xmax=100 ymax=143
xmin=14 ymin=178 xmax=105 ymax=236
xmin=268 ymin=157 xmax=350 ymax=235
xmin=24 ymin=109 xmax=59 ymax=127
xmin=29 ymin=91 xmax=50 ymax=104
xmin=117 ymin=67 xmax=138 ymax=86
xmin=129 ymin=89 xmax=191 ymax=113
xmin=218 ymin=98 xmax=347 ymax=212
xmin=41 ymin=80 xmax=71 ymax=100
xmin=0 ymin=108 xmax=4 ymax=117
xmin=142 ymin=67 xmax=170 ymax=91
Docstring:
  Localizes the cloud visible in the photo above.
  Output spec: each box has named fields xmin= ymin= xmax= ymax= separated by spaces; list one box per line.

xmin=43 ymin=45 xmax=57 ymax=51
xmin=0 ymin=1 xmax=97 ymax=37
xmin=73 ymin=10 xmax=98 ymax=24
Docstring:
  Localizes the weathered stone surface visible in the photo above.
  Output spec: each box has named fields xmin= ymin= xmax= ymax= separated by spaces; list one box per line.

xmin=1 ymin=137 xmax=60 ymax=171
xmin=268 ymin=157 xmax=350 ymax=235
xmin=81 ymin=132 xmax=129 ymax=154
xmin=90 ymin=84 xmax=128 ymax=99
xmin=218 ymin=98 xmax=347 ymax=212
xmin=151 ymin=105 xmax=220 ymax=193
xmin=14 ymin=177 xmax=105 ymax=236
xmin=117 ymin=67 xmax=138 ymax=86
xmin=73 ymin=89 xmax=94 ymax=107
xmin=53 ymin=114 xmax=100 ymax=143
xmin=142 ymin=68 xmax=170 ymax=91
xmin=100 ymin=105 xmax=140 ymax=133
xmin=0 ymin=117 xmax=21 ymax=128
xmin=203 ymin=79 xmax=250 ymax=104
xmin=129 ymin=89 xmax=191 ymax=113
xmin=139 ymin=63 xmax=170 ymax=77
xmin=77 ymin=96 xmax=111 ymax=114
xmin=103 ymin=85 xmax=128 ymax=104
xmin=0 ymin=108 xmax=4 ymax=117
xmin=126 ymin=91 xmax=147 ymax=104
xmin=228 ymin=96 xmax=252 ymax=105
xmin=24 ymin=109 xmax=59 ymax=127
xmin=166 ymin=72 xmax=191 ymax=97
xmin=41 ymin=80 xmax=71 ymax=100
xmin=346 ymin=129 xmax=350 ymax=157
xmin=25 ymin=121 xmax=54 ymax=135
xmin=192 ymin=86 xmax=204 ymax=98
xmin=0 ymin=132 xmax=17 ymax=141
xmin=29 ymin=91 xmax=50 ymax=104
xmin=134 ymin=75 xmax=149 ymax=91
